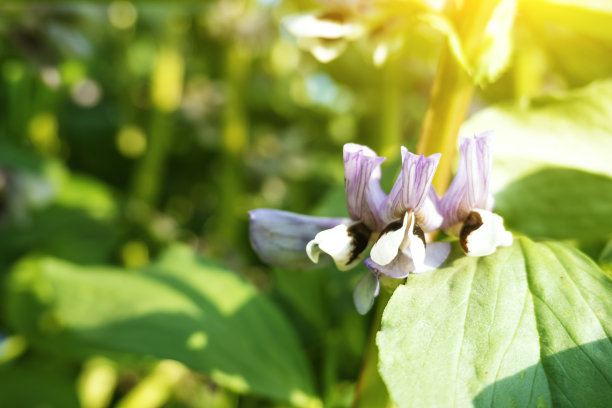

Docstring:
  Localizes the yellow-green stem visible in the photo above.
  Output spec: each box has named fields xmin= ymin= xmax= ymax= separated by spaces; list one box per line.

xmin=416 ymin=45 xmax=474 ymax=192
xmin=417 ymin=0 xmax=501 ymax=193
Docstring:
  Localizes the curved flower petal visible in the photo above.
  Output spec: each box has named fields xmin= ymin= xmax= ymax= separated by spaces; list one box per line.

xmin=353 ymin=271 xmax=380 ymax=315
xmin=459 ymin=209 xmax=513 ymax=257
xmin=412 ymin=242 xmax=451 ymax=273
xmin=440 ymin=132 xmax=494 ymax=232
xmin=383 ymin=148 xmax=440 ymax=225
xmin=306 ymin=221 xmax=371 ymax=271
xmin=369 ymin=211 xmax=429 ymax=270
xmin=249 ymin=209 xmax=349 ymax=270
xmin=370 ymin=212 xmax=411 ymax=266
xmin=343 ymin=143 xmax=387 ymax=231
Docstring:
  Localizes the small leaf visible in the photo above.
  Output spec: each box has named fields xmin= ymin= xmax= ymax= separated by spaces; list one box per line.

xmin=4 ymin=245 xmax=319 ymax=407
xmin=378 ymin=237 xmax=612 ymax=407
xmin=472 ymin=0 xmax=517 ymax=85
xmin=421 ymin=0 xmax=517 ymax=86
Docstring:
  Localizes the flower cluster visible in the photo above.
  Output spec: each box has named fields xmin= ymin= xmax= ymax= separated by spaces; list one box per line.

xmin=249 ymin=133 xmax=512 ymax=313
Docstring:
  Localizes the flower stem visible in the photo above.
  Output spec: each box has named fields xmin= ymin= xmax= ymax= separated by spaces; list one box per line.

xmin=351 ymin=279 xmax=398 ymax=408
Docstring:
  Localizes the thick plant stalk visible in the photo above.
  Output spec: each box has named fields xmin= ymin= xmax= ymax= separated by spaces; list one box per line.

xmin=416 ymin=45 xmax=474 ymax=192
xmin=417 ymin=0 xmax=501 ymax=193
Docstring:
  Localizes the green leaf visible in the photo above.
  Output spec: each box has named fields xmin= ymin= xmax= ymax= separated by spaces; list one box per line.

xmin=0 ymin=361 xmax=80 ymax=408
xmin=0 ymin=146 xmax=118 ymax=265
xmin=378 ymin=238 xmax=612 ymax=407
xmin=494 ymin=167 xmax=612 ymax=240
xmin=4 ymin=245 xmax=319 ymax=407
xmin=461 ymin=79 xmax=612 ymax=192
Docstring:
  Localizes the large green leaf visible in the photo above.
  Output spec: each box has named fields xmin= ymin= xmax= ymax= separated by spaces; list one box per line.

xmin=378 ymin=238 xmax=612 ymax=407
xmin=4 ymin=245 xmax=319 ymax=407
xmin=0 ymin=146 xmax=118 ymax=265
xmin=494 ymin=167 xmax=612 ymax=240
xmin=460 ymin=80 xmax=612 ymax=193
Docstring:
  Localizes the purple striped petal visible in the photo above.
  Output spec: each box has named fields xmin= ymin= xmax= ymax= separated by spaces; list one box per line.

xmin=416 ymin=186 xmax=444 ymax=233
xmin=440 ymin=132 xmax=494 ymax=232
xmin=383 ymin=148 xmax=440 ymax=225
xmin=249 ymin=209 xmax=349 ymax=270
xmin=343 ymin=143 xmax=387 ymax=231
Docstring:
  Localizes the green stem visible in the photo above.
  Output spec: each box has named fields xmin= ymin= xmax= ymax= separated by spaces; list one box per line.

xmin=416 ymin=45 xmax=474 ymax=192
xmin=214 ymin=44 xmax=250 ymax=247
xmin=131 ymin=111 xmax=173 ymax=204
xmin=130 ymin=42 xmax=184 ymax=205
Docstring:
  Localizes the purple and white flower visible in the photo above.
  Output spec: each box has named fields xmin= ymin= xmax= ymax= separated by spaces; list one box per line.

xmin=438 ymin=132 xmax=512 ymax=256
xmin=359 ymin=148 xmax=450 ymax=312
xmin=250 ymin=143 xmax=449 ymax=314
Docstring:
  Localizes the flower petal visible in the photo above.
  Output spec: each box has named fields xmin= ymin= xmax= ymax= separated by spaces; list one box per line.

xmin=299 ymin=38 xmax=347 ymax=63
xmin=306 ymin=221 xmax=371 ymax=271
xmin=384 ymin=148 xmax=440 ymax=225
xmin=365 ymin=241 xmax=450 ymax=279
xmin=283 ymin=12 xmax=363 ymax=40
xmin=353 ymin=271 xmax=380 ymax=315
xmin=459 ymin=209 xmax=513 ymax=257
xmin=370 ymin=212 xmax=411 ymax=266
xmin=343 ymin=143 xmax=387 ymax=230
xmin=412 ymin=242 xmax=451 ymax=274
xmin=440 ymin=132 xmax=495 ymax=232
xmin=249 ymin=209 xmax=349 ymax=270
xmin=365 ymin=250 xmax=413 ymax=279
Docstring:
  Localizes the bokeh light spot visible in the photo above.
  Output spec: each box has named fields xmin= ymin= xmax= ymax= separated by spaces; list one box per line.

xmin=108 ymin=1 xmax=138 ymax=30
xmin=186 ymin=331 xmax=208 ymax=350
xmin=28 ymin=112 xmax=60 ymax=155
xmin=71 ymin=79 xmax=102 ymax=107
xmin=116 ymin=125 xmax=147 ymax=158
xmin=121 ymin=241 xmax=149 ymax=268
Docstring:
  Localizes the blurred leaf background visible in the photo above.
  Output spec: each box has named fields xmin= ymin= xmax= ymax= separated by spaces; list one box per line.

xmin=0 ymin=1 xmax=611 ymax=407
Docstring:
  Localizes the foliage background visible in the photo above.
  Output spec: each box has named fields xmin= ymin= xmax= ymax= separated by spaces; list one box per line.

xmin=0 ymin=1 xmax=611 ymax=408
